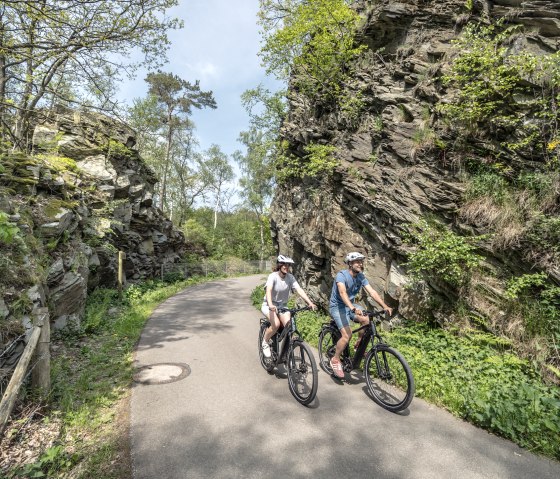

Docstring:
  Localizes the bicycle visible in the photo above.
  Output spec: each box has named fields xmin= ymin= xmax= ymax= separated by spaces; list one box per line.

xmin=318 ymin=309 xmax=415 ymax=412
xmin=258 ymin=306 xmax=318 ymax=406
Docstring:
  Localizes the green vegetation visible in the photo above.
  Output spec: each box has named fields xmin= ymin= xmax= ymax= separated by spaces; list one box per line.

xmin=0 ymin=212 xmax=20 ymax=245
xmin=258 ymin=0 xmax=365 ymax=100
xmin=183 ymin=207 xmax=275 ymax=260
xmin=251 ymin=286 xmax=560 ymax=459
xmin=0 ymin=0 xmax=181 ymax=150
xmin=277 ymin=143 xmax=338 ymax=181
xmin=403 ymin=219 xmax=483 ymax=287
xmin=5 ymin=275 xmax=225 ymax=479
xmin=37 ymin=154 xmax=78 ymax=173
xmin=105 ymin=139 xmax=134 ymax=160
xmin=440 ymin=21 xmax=560 ymax=162
xmin=461 ymin=167 xmax=560 ymax=267
xmin=390 ymin=324 xmax=560 ymax=459
xmin=503 ymin=273 xmax=560 ymax=380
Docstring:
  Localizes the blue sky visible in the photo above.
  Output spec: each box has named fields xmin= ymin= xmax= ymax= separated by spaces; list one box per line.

xmin=117 ymin=0 xmax=280 ymax=161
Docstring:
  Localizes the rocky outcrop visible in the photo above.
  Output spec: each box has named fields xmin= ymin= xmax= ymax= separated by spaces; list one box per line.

xmin=270 ymin=0 xmax=560 ymax=317
xmin=0 ymin=108 xmax=186 ymax=331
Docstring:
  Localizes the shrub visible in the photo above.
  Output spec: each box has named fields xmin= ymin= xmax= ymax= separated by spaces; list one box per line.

xmin=276 ymin=143 xmax=338 ymax=181
xmin=0 ymin=211 xmax=20 ymax=245
xmin=404 ymin=219 xmax=483 ymax=287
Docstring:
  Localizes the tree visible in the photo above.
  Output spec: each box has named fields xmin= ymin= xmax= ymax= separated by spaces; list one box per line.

xmin=0 ymin=0 xmax=182 ymax=149
xmin=128 ymin=95 xmax=209 ymax=224
xmin=198 ymin=144 xmax=235 ymax=231
xmin=235 ymin=129 xmax=274 ymax=263
xmin=258 ymin=0 xmax=364 ymax=98
xmin=235 ymin=85 xmax=285 ymax=260
xmin=144 ymin=71 xmax=217 ymax=211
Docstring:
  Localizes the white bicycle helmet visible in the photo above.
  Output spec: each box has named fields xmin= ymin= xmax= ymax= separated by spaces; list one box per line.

xmin=345 ymin=251 xmax=365 ymax=264
xmin=277 ymin=254 xmax=295 ymax=264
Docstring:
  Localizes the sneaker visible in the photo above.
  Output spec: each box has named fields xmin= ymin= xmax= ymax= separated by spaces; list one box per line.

xmin=330 ymin=358 xmax=344 ymax=379
xmin=262 ymin=340 xmax=271 ymax=358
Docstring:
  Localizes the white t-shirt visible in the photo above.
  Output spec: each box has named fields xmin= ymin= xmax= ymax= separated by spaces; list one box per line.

xmin=263 ymin=272 xmax=300 ymax=307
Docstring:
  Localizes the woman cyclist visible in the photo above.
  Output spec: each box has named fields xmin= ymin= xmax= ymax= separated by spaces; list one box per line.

xmin=261 ymin=255 xmax=316 ymax=358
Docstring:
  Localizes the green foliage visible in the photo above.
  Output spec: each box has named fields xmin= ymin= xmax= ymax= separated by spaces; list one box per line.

xmin=33 ymin=275 xmax=224 ymax=478
xmin=526 ymin=215 xmax=560 ymax=258
xmin=464 ymin=171 xmax=511 ymax=204
xmin=105 ymin=139 xmax=133 ymax=159
xmin=258 ymin=0 xmax=366 ymax=100
xmin=505 ymin=273 xmax=547 ymax=300
xmin=504 ymin=273 xmax=560 ymax=340
xmin=404 ymin=219 xmax=483 ymax=286
xmin=183 ymin=207 xmax=274 ymax=260
xmin=461 ymin=166 xmax=560 ymax=266
xmin=339 ymin=91 xmax=366 ymax=128
xmin=35 ymin=153 xmax=79 ymax=175
xmin=440 ymin=23 xmax=526 ymax=128
xmin=251 ymin=283 xmax=266 ymax=308
xmin=1 ymin=0 xmax=182 ymax=149
xmin=0 ymin=211 xmax=20 ymax=245
xmin=440 ymin=21 xmax=560 ymax=163
xmin=9 ymin=445 xmax=79 ymax=478
xmin=277 ymin=143 xmax=338 ymax=181
xmin=390 ymin=323 xmax=560 ymax=459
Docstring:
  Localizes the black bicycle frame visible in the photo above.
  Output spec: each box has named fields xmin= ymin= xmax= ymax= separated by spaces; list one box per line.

xmin=271 ymin=322 xmax=292 ymax=365
xmin=326 ymin=310 xmax=387 ymax=371
xmin=269 ymin=306 xmax=308 ymax=366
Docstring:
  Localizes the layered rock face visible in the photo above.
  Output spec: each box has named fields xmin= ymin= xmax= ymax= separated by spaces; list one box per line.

xmin=270 ymin=0 xmax=560 ymax=316
xmin=1 ymin=108 xmax=185 ymax=330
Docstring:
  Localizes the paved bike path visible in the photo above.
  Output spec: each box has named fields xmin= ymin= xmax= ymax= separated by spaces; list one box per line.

xmin=131 ymin=275 xmax=560 ymax=479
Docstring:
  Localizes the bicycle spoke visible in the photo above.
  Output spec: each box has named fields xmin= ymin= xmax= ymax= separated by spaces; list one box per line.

xmin=318 ymin=328 xmax=337 ymax=374
xmin=287 ymin=341 xmax=318 ymax=405
xmin=364 ymin=346 xmax=414 ymax=412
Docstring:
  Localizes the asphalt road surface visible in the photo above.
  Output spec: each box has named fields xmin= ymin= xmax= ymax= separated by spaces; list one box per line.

xmin=131 ymin=275 xmax=560 ymax=479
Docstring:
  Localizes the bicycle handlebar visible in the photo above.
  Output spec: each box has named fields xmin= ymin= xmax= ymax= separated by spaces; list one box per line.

xmin=362 ymin=309 xmax=389 ymax=320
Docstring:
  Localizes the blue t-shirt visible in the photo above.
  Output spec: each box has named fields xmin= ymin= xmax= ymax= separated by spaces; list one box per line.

xmin=329 ymin=269 xmax=369 ymax=309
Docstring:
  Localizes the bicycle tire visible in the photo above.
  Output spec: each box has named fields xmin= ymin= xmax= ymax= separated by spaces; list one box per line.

xmin=364 ymin=345 xmax=414 ymax=412
xmin=318 ymin=328 xmax=337 ymax=375
xmin=258 ymin=321 xmax=274 ymax=373
xmin=287 ymin=340 xmax=318 ymax=406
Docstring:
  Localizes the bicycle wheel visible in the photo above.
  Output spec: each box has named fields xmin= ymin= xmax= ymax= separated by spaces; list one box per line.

xmin=364 ymin=345 xmax=414 ymax=412
xmin=258 ymin=321 xmax=274 ymax=373
xmin=287 ymin=340 xmax=318 ymax=406
xmin=318 ymin=328 xmax=337 ymax=375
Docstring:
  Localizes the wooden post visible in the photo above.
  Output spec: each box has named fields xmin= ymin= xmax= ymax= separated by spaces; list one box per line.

xmin=31 ymin=308 xmax=50 ymax=394
xmin=0 ymin=316 xmax=44 ymax=435
xmin=118 ymin=251 xmax=126 ymax=297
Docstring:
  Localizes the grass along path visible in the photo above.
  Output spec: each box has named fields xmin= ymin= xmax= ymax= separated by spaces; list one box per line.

xmin=1 ymin=275 xmax=226 ymax=479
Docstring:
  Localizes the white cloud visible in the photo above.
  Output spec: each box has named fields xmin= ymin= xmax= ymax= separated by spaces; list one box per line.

xmin=185 ymin=61 xmax=220 ymax=82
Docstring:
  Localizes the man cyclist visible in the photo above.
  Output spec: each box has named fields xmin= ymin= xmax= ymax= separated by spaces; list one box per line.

xmin=329 ymin=251 xmax=392 ymax=378
xmin=261 ymin=255 xmax=316 ymax=358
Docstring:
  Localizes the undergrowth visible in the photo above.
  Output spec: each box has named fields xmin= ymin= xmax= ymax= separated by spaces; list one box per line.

xmin=4 ymin=274 xmax=226 ymax=479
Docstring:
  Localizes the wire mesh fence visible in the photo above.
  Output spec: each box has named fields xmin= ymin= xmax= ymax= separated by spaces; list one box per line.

xmin=160 ymin=259 xmax=272 ymax=281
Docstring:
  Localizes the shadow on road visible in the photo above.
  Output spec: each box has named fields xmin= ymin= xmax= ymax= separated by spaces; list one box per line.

xmin=136 ymin=280 xmax=249 ymax=352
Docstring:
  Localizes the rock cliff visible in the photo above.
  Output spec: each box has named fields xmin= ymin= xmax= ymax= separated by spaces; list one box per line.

xmin=0 ymin=108 xmax=186 ymax=334
xmin=270 ymin=0 xmax=560 ymax=321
